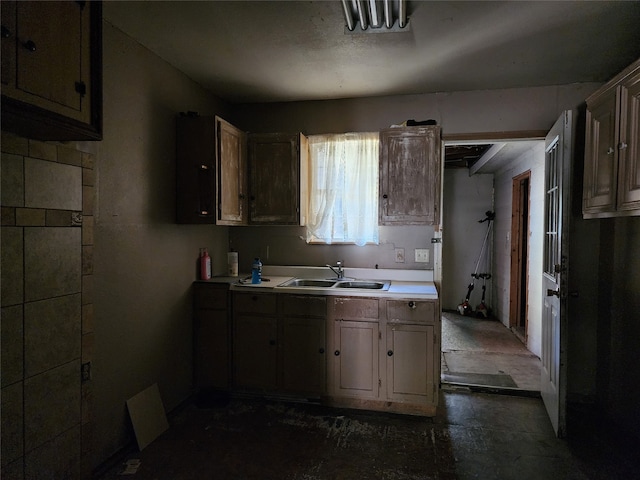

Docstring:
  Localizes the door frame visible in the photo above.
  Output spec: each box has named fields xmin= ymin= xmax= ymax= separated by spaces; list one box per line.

xmin=509 ymin=171 xmax=531 ymax=340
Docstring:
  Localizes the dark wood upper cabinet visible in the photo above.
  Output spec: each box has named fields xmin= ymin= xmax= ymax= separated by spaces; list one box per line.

xmin=379 ymin=126 xmax=442 ymax=225
xmin=248 ymin=133 xmax=308 ymax=225
xmin=176 ymin=115 xmax=248 ymax=225
xmin=1 ymin=1 xmax=102 ymax=141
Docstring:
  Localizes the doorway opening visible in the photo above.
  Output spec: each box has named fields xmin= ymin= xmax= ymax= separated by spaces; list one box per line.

xmin=509 ymin=171 xmax=531 ymax=342
xmin=441 ymin=139 xmax=543 ymax=393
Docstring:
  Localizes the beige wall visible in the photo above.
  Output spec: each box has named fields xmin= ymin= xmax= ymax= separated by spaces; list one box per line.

xmin=91 ymin=22 xmax=231 ymax=466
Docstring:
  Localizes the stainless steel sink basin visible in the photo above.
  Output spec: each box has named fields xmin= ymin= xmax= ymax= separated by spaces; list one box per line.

xmin=280 ymin=278 xmax=337 ymax=288
xmin=334 ymin=280 xmax=388 ymax=289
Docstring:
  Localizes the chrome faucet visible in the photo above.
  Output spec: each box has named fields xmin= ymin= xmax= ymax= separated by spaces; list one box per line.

xmin=327 ymin=260 xmax=344 ymax=279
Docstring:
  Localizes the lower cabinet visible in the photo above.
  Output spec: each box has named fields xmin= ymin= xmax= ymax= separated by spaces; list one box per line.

xmin=193 ymin=283 xmax=231 ymax=389
xmin=386 ymin=324 xmax=436 ymax=404
xmin=196 ymin=285 xmax=440 ymax=416
xmin=328 ymin=297 xmax=380 ymax=399
xmin=232 ymin=292 xmax=327 ymax=396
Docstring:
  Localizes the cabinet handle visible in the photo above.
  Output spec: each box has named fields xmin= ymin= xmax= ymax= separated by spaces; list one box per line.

xmin=607 ymin=147 xmax=615 ymax=155
xmin=1 ymin=26 xmax=10 ymax=38
xmin=387 ymin=350 xmax=394 ymax=356
xmin=382 ymin=194 xmax=388 ymax=199
xmin=334 ymin=350 xmax=340 ymax=356
xmin=619 ymin=142 xmax=628 ymax=150
xmin=408 ymin=301 xmax=416 ymax=309
xmin=269 ymin=339 xmax=276 ymax=346
xmin=23 ymin=40 xmax=37 ymax=52
xmin=319 ymin=348 xmax=325 ymax=354
xmin=239 ymin=193 xmax=245 ymax=199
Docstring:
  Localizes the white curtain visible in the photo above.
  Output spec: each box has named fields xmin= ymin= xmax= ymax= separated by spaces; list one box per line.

xmin=306 ymin=132 xmax=379 ymax=246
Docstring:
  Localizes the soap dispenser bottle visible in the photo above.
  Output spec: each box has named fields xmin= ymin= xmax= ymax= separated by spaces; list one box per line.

xmin=251 ymin=257 xmax=262 ymax=284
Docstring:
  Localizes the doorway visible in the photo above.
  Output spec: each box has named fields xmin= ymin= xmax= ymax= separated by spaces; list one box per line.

xmin=509 ymin=171 xmax=531 ymax=342
xmin=441 ymin=140 xmax=543 ymax=392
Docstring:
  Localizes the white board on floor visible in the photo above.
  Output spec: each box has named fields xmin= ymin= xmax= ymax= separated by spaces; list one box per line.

xmin=126 ymin=383 xmax=169 ymax=451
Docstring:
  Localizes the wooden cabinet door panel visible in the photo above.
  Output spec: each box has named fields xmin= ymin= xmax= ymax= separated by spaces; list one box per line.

xmin=380 ymin=127 xmax=441 ymax=225
xmin=16 ymin=1 xmax=84 ymax=112
xmin=386 ymin=324 xmax=435 ymax=404
xmin=233 ymin=315 xmax=278 ymax=390
xmin=330 ymin=297 xmax=379 ymax=321
xmin=249 ymin=133 xmax=299 ymax=224
xmin=617 ymin=72 xmax=640 ymax=211
xmin=216 ymin=117 xmax=247 ymax=224
xmin=332 ymin=320 xmax=379 ymax=398
xmin=280 ymin=316 xmax=326 ymax=395
xmin=1 ymin=1 xmax=16 ymax=87
xmin=387 ymin=300 xmax=436 ymax=324
xmin=194 ymin=309 xmax=229 ymax=388
xmin=583 ymin=89 xmax=618 ymax=213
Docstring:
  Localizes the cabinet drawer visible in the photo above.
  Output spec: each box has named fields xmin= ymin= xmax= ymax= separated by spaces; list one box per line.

xmin=387 ymin=300 xmax=436 ymax=324
xmin=233 ymin=292 xmax=277 ymax=314
xmin=281 ymin=295 xmax=327 ymax=317
xmin=330 ymin=297 xmax=379 ymax=321
xmin=194 ymin=284 xmax=229 ymax=309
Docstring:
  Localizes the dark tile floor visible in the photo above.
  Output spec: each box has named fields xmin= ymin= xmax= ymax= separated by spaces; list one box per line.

xmin=97 ymin=391 xmax=639 ymax=480
xmin=96 ymin=315 xmax=638 ymax=479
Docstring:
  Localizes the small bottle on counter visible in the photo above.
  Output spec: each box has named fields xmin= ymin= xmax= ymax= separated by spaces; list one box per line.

xmin=251 ymin=257 xmax=262 ymax=284
xmin=200 ymin=248 xmax=212 ymax=280
xmin=227 ymin=251 xmax=238 ymax=276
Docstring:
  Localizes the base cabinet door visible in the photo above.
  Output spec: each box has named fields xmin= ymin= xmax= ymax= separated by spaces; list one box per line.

xmin=386 ymin=324 xmax=436 ymax=404
xmin=331 ymin=320 xmax=379 ymax=399
xmin=233 ymin=314 xmax=278 ymax=390
xmin=280 ymin=316 xmax=326 ymax=395
xmin=194 ymin=284 xmax=230 ymax=389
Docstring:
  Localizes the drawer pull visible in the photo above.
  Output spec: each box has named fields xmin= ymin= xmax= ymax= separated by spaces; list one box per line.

xmin=334 ymin=350 xmax=340 ymax=356
xmin=319 ymin=348 xmax=325 ymax=354
xmin=269 ymin=339 xmax=276 ymax=346
xmin=408 ymin=301 xmax=416 ymax=309
xmin=387 ymin=350 xmax=394 ymax=356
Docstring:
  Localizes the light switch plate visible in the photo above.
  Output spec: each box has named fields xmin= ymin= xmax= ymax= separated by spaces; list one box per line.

xmin=415 ymin=248 xmax=429 ymax=262
xmin=395 ymin=248 xmax=405 ymax=263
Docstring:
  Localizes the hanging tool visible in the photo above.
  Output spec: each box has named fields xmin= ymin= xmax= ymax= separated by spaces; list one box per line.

xmin=457 ymin=211 xmax=494 ymax=316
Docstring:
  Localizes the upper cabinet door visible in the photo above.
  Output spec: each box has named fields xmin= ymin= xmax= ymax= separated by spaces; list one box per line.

xmin=379 ymin=126 xmax=442 ymax=225
xmin=216 ymin=117 xmax=248 ymax=225
xmin=248 ymin=133 xmax=305 ymax=225
xmin=583 ymin=87 xmax=619 ymax=214
xmin=617 ymin=69 xmax=640 ymax=212
xmin=583 ymin=57 xmax=640 ymax=218
xmin=2 ymin=0 xmax=102 ymax=140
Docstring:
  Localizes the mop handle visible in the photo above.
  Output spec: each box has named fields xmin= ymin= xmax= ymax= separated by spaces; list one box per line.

xmin=473 ymin=219 xmax=493 ymax=276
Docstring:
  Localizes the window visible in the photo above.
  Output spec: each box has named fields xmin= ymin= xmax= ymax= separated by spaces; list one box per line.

xmin=306 ymin=132 xmax=379 ymax=246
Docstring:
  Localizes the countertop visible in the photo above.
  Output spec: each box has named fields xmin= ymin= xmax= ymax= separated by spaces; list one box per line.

xmin=199 ymin=266 xmax=438 ymax=300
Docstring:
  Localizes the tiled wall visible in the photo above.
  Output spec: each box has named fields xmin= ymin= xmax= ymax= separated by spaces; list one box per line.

xmin=1 ymin=131 xmax=95 ymax=479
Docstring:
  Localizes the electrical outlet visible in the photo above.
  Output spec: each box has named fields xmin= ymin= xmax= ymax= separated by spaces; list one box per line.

xmin=415 ymin=248 xmax=429 ymax=263
xmin=394 ymin=248 xmax=405 ymax=263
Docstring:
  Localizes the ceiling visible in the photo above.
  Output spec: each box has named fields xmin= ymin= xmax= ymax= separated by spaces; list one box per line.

xmin=103 ymin=1 xmax=640 ymax=169
xmin=103 ymin=1 xmax=640 ymax=105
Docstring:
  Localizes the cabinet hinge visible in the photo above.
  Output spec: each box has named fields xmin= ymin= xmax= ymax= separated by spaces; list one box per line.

xmin=378 ymin=379 xmax=382 ymax=388
xmin=378 ymin=331 xmax=382 ymax=340
xmin=75 ymin=81 xmax=87 ymax=97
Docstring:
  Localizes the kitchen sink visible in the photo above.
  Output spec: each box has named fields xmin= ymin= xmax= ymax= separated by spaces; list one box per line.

xmin=278 ymin=278 xmax=391 ymax=291
xmin=280 ymin=278 xmax=337 ymax=288
xmin=334 ymin=280 xmax=388 ymax=289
